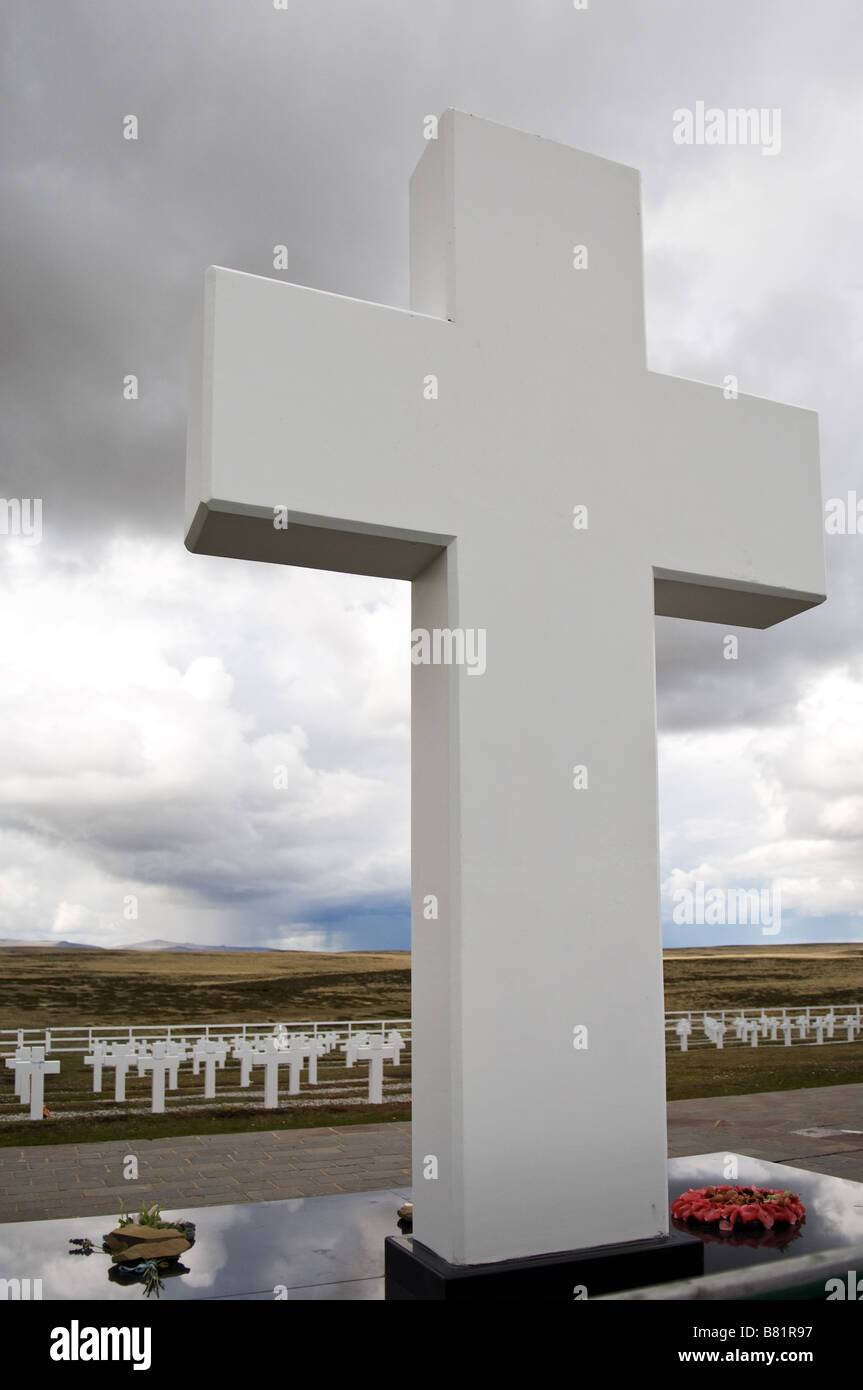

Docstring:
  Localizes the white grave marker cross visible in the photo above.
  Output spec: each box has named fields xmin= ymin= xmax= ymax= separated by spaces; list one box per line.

xmin=251 ymin=1040 xmax=304 ymax=1108
xmin=106 ymin=1045 xmax=138 ymax=1102
xmin=141 ymin=1043 xmax=174 ymax=1115
xmin=84 ymin=1042 xmax=105 ymax=1093
xmin=192 ymin=1041 xmax=227 ymax=1099
xmin=6 ymin=1046 xmax=35 ymax=1102
xmin=233 ymin=1039 xmax=262 ymax=1087
xmin=353 ymin=1036 xmax=400 ymax=1104
xmin=12 ymin=1048 xmax=60 ymax=1120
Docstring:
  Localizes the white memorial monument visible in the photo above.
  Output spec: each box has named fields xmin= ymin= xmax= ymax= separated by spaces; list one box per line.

xmin=184 ymin=111 xmax=825 ymax=1292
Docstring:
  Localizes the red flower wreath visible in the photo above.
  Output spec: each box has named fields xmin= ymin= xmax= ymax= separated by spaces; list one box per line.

xmin=671 ymin=1185 xmax=805 ymax=1233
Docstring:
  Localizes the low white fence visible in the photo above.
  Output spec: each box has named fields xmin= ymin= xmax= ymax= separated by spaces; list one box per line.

xmin=1 ymin=1004 xmax=861 ymax=1057
xmin=0 ymin=1018 xmax=411 ymax=1058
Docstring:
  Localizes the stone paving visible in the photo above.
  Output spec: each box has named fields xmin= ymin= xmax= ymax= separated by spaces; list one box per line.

xmin=0 ymin=1123 xmax=412 ymax=1223
xmin=666 ymin=1081 xmax=863 ymax=1179
xmin=0 ymin=1082 xmax=861 ymax=1223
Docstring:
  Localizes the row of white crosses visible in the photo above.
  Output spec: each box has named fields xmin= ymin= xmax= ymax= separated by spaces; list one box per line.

xmin=234 ymin=1029 xmax=393 ymax=1108
xmin=4 ymin=1046 xmax=60 ymax=1120
xmin=804 ymin=1011 xmax=859 ymax=1044
xmin=85 ymin=1040 xmax=191 ymax=1110
xmin=82 ymin=1030 xmax=362 ymax=1113
xmin=703 ymin=1017 xmax=727 ymax=1049
xmin=83 ymin=1027 xmax=397 ymax=1113
xmin=85 ymin=1036 xmax=269 ymax=1112
xmin=5 ymin=1025 xmax=407 ymax=1119
xmin=271 ymin=1027 xmax=331 ymax=1083
xmin=671 ymin=1007 xmax=863 ymax=1051
xmin=253 ymin=1027 xmax=404 ymax=1106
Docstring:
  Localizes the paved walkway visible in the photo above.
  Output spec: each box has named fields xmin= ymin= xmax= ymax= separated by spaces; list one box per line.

xmin=666 ymin=1081 xmax=863 ymax=1178
xmin=1 ymin=1083 xmax=862 ymax=1223
xmin=0 ymin=1124 xmax=412 ymax=1224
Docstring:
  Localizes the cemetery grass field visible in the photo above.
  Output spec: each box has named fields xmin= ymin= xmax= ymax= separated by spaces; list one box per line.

xmin=1 ymin=943 xmax=862 ymax=1146
xmin=663 ymin=942 xmax=863 ymax=1100
xmin=0 ymin=1097 xmax=412 ymax=1148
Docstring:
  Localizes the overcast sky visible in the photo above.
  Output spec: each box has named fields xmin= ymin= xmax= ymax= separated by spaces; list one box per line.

xmin=1 ymin=0 xmax=862 ymax=951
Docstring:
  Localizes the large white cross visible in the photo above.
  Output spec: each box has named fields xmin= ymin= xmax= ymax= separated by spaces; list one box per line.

xmin=184 ymin=110 xmax=825 ymax=1266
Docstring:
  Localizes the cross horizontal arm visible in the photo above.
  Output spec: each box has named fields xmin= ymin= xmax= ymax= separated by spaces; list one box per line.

xmin=186 ymin=267 xmax=454 ymax=580
xmin=644 ymin=373 xmax=825 ymax=627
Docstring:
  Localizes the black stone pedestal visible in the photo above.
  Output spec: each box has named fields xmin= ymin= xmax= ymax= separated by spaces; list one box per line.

xmin=384 ymin=1226 xmax=704 ymax=1300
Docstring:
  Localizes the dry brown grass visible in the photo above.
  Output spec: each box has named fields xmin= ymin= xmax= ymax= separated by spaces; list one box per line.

xmin=3 ymin=942 xmax=862 ymax=1030
xmin=661 ymin=943 xmax=863 ymax=1012
xmin=0 ymin=947 xmax=411 ymax=1029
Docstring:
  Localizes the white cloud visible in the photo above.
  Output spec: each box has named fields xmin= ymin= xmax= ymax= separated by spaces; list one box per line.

xmin=660 ymin=666 xmax=863 ymax=936
xmin=0 ymin=538 xmax=410 ymax=947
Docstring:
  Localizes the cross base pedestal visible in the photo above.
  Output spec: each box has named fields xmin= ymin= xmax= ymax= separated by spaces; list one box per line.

xmin=384 ymin=1227 xmax=704 ymax=1301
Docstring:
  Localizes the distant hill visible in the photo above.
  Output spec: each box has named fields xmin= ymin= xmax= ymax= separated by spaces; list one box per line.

xmin=0 ymin=938 xmax=278 ymax=952
xmin=122 ymin=939 xmax=216 ymax=952
xmin=0 ymin=938 xmax=102 ymax=949
xmin=124 ymin=939 xmax=281 ymax=953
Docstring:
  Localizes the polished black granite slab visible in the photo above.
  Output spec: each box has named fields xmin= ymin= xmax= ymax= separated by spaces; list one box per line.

xmin=0 ymin=1187 xmax=411 ymax=1301
xmin=2 ymin=1153 xmax=862 ymax=1300
xmin=386 ymin=1154 xmax=863 ymax=1300
xmin=668 ymin=1152 xmax=863 ymax=1275
xmin=385 ymin=1226 xmax=703 ymax=1300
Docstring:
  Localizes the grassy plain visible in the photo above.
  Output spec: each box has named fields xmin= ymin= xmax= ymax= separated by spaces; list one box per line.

xmin=0 ymin=947 xmax=411 ymax=1029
